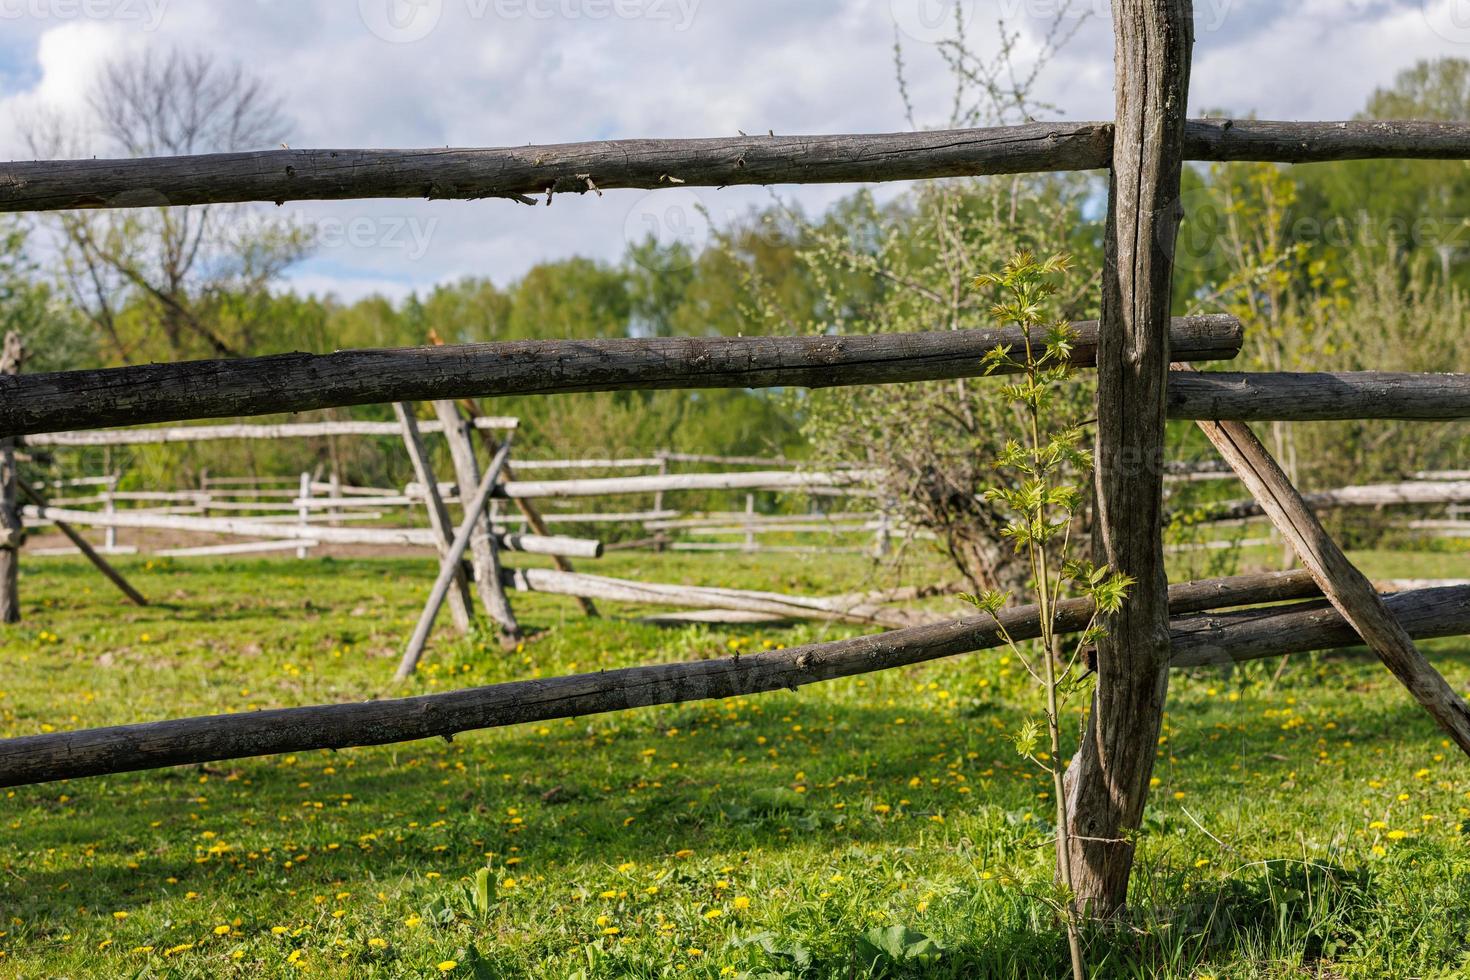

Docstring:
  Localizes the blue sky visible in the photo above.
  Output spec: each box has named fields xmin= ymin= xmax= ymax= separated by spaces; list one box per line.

xmin=1 ymin=0 xmax=1467 ymax=302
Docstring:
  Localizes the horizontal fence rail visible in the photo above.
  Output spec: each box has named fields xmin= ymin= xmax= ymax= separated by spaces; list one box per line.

xmin=0 ymin=577 xmax=1463 ymax=787
xmin=20 ymin=504 xmax=604 ymax=558
xmin=1167 ymin=372 xmax=1470 ymax=421
xmin=24 ymin=416 xmax=518 ymax=446
xmin=0 ymin=316 xmax=1242 ymax=438
xmin=5 ymin=120 xmax=1470 ymax=214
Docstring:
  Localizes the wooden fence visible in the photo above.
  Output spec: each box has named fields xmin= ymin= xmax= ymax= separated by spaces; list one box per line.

xmin=2 ymin=0 xmax=1469 ymax=911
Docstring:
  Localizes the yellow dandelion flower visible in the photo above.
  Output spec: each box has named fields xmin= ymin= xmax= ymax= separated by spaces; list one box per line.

xmin=437 ymin=961 xmax=458 ymax=972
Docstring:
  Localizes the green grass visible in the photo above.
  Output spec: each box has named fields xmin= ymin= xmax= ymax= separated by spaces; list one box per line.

xmin=1 ymin=548 xmax=1469 ymax=978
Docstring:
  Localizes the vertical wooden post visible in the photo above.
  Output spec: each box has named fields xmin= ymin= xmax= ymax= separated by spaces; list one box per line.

xmin=0 ymin=332 xmax=23 ymax=623
xmin=327 ymin=470 xmax=342 ymax=528
xmin=744 ymin=493 xmax=756 ymax=552
xmin=296 ymin=472 xmax=312 ymax=560
xmin=433 ymin=401 xmax=523 ymax=645
xmin=1064 ymin=0 xmax=1194 ymax=915
xmin=653 ymin=452 xmax=670 ymax=552
xmin=394 ymin=403 xmax=476 ymax=634
xmin=103 ymin=474 xmax=119 ymax=553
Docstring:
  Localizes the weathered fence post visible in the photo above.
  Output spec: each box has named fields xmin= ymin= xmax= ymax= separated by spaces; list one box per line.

xmin=394 ymin=402 xmax=476 ymax=634
xmin=433 ymin=401 xmax=522 ymax=645
xmin=327 ymin=469 xmax=342 ymax=528
xmin=0 ymin=332 xmax=23 ymax=622
xmin=102 ymin=474 xmax=119 ymax=553
xmin=653 ymin=452 xmax=670 ymax=552
xmin=296 ymin=472 xmax=312 ymax=560
xmin=457 ymin=398 xmax=600 ymax=618
xmin=396 ymin=440 xmax=514 ymax=680
xmin=1064 ymin=0 xmax=1194 ymax=916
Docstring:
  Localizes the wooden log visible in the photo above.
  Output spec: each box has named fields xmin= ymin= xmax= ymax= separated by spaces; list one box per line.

xmin=395 ymin=403 xmax=476 ymax=635
xmin=1193 ymin=481 xmax=1470 ymax=522
xmin=15 ymin=478 xmax=147 ymax=607
xmin=397 ymin=440 xmax=514 ymax=679
xmin=1065 ymin=0 xmax=1194 ymax=917
xmin=16 ymin=504 xmax=601 ymax=556
xmin=1181 ymin=367 xmax=1470 ymax=756
xmin=1 ymin=578 xmax=1463 ymax=788
xmin=21 ymin=416 xmax=518 ymax=445
xmin=496 ymin=469 xmax=877 ymax=499
xmin=645 ymin=512 xmax=877 ymax=530
xmin=1167 ymin=371 xmax=1470 ymax=421
xmin=658 ymin=452 xmax=805 ymax=467
xmin=156 ymin=540 xmax=321 ymax=558
xmin=496 ymin=510 xmax=678 ymax=525
xmin=0 ymin=317 xmax=1242 ymax=438
xmin=435 ymin=402 xmax=521 ymax=644
xmin=1170 ymin=586 xmax=1470 ymax=667
xmin=667 ymin=543 xmax=867 ymax=555
xmin=509 ymin=457 xmax=665 ymax=470
xmin=1182 ymin=118 xmax=1470 ymax=164
xmin=9 ymin=120 xmax=1470 ymax=216
xmin=0 ymin=332 xmax=21 ymax=622
xmin=0 ymin=124 xmax=1117 ymax=213
xmin=500 ymin=567 xmax=917 ymax=628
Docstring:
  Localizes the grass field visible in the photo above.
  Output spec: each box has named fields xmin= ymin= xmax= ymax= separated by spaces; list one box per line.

xmin=1 ymin=547 xmax=1469 ymax=978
